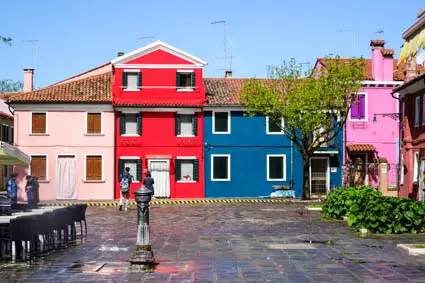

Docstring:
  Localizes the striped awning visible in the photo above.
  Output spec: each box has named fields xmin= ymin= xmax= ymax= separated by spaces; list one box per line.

xmin=400 ymin=29 xmax=425 ymax=64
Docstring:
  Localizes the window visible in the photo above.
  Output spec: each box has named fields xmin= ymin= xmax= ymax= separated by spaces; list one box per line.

xmin=266 ymin=116 xmax=284 ymax=134
xmin=175 ymin=114 xmax=197 ymax=136
xmin=175 ymin=158 xmax=199 ymax=182
xmin=176 ymin=71 xmax=195 ymax=90
xmin=118 ymin=158 xmax=142 ymax=182
xmin=413 ymin=152 xmax=420 ymax=183
xmin=120 ymin=113 xmax=142 ymax=136
xmin=213 ymin=111 xmax=230 ymax=134
xmin=86 ymin=113 xmax=102 ymax=135
xmin=122 ymin=71 xmax=141 ymax=90
xmin=211 ymin=154 xmax=230 ymax=181
xmin=30 ymin=155 xmax=47 ymax=181
xmin=415 ymin=96 xmax=420 ymax=127
xmin=85 ymin=155 xmax=103 ymax=181
xmin=267 ymin=155 xmax=286 ymax=181
xmin=31 ymin=112 xmax=47 ymax=134
xmin=350 ymin=93 xmax=367 ymax=121
xmin=1 ymin=125 xmax=8 ymax=143
xmin=10 ymin=127 xmax=13 ymax=145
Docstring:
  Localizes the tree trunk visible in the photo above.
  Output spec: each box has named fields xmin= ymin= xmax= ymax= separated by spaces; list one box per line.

xmin=303 ymin=156 xmax=311 ymax=199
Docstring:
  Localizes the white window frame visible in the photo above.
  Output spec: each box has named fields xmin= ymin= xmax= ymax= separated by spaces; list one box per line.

xmin=266 ymin=116 xmax=285 ymax=135
xmin=121 ymin=112 xmax=140 ymax=137
xmin=176 ymin=70 xmax=195 ymax=92
xmin=119 ymin=156 xmax=141 ymax=183
xmin=85 ymin=112 xmax=104 ymax=135
xmin=348 ymin=92 xmax=368 ymax=122
xmin=211 ymin=154 xmax=231 ymax=181
xmin=29 ymin=111 xmax=48 ymax=135
xmin=212 ymin=111 xmax=231 ymax=134
xmin=266 ymin=154 xmax=287 ymax=181
xmin=123 ymin=70 xmax=141 ymax=91
xmin=84 ymin=154 xmax=105 ymax=182
xmin=176 ymin=156 xmax=197 ymax=183
xmin=415 ymin=96 xmax=420 ymax=127
xmin=29 ymin=154 xmax=49 ymax=183
xmin=413 ymin=152 xmax=420 ymax=183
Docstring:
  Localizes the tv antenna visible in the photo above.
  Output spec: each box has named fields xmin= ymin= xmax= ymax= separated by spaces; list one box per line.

xmin=211 ymin=20 xmax=231 ymax=71
xmin=375 ymin=28 xmax=384 ymax=35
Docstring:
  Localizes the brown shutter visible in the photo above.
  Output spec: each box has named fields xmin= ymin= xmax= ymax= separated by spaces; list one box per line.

xmin=31 ymin=113 xmax=46 ymax=134
xmin=86 ymin=156 xmax=102 ymax=181
xmin=87 ymin=113 xmax=102 ymax=134
xmin=30 ymin=156 xmax=47 ymax=180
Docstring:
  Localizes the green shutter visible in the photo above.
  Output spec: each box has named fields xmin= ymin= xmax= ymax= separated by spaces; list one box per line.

xmin=118 ymin=159 xmax=124 ymax=181
xmin=192 ymin=114 xmax=198 ymax=135
xmin=193 ymin=159 xmax=199 ymax=181
xmin=5 ymin=126 xmax=8 ymax=143
xmin=120 ymin=113 xmax=126 ymax=135
xmin=175 ymin=114 xmax=181 ymax=136
xmin=122 ymin=72 xmax=127 ymax=88
xmin=191 ymin=72 xmax=196 ymax=88
xmin=175 ymin=159 xmax=181 ymax=181
xmin=176 ymin=72 xmax=180 ymax=89
xmin=11 ymin=128 xmax=14 ymax=145
xmin=136 ymin=159 xmax=142 ymax=181
xmin=137 ymin=112 xmax=142 ymax=135
xmin=137 ymin=72 xmax=142 ymax=89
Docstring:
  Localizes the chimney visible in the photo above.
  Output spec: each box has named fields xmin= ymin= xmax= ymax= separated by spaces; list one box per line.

xmin=382 ymin=48 xmax=394 ymax=81
xmin=23 ymin=68 xmax=34 ymax=92
xmin=370 ymin=40 xmax=385 ymax=80
xmin=117 ymin=51 xmax=125 ymax=57
xmin=404 ymin=57 xmax=419 ymax=83
xmin=225 ymin=70 xmax=232 ymax=79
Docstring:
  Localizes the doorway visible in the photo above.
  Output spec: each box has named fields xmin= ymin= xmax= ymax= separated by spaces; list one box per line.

xmin=56 ymin=155 xmax=77 ymax=199
xmin=310 ymin=157 xmax=329 ymax=197
xmin=148 ymin=159 xmax=170 ymax=197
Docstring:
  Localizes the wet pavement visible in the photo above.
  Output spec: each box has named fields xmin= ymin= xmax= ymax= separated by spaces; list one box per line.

xmin=2 ymin=203 xmax=425 ymax=282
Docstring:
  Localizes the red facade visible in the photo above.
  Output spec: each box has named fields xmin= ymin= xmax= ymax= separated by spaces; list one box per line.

xmin=111 ymin=41 xmax=207 ymax=199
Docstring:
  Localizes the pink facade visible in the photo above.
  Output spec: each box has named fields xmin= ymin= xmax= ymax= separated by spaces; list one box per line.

xmin=13 ymin=106 xmax=115 ymax=201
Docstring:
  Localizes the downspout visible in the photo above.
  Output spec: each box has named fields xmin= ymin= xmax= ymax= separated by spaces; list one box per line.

xmin=291 ymin=139 xmax=294 ymax=191
xmin=391 ymin=91 xmax=402 ymax=197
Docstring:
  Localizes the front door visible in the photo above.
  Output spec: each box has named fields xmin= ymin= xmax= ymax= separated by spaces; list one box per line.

xmin=56 ymin=155 xmax=77 ymax=199
xmin=148 ymin=159 xmax=170 ymax=197
xmin=310 ymin=157 xmax=329 ymax=197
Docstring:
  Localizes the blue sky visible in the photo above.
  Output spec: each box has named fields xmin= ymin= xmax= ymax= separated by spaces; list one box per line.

xmin=0 ymin=0 xmax=424 ymax=88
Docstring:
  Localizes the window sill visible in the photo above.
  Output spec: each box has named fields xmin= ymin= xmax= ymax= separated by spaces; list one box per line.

xmin=121 ymin=134 xmax=140 ymax=137
xmin=266 ymin=132 xmax=285 ymax=135
xmin=177 ymin=88 xmax=195 ymax=92
xmin=177 ymin=181 xmax=197 ymax=183
xmin=85 ymin=134 xmax=104 ymax=136
xmin=84 ymin=180 xmax=106 ymax=183
xmin=30 ymin=133 xmax=49 ymax=136
xmin=267 ymin=179 xmax=286 ymax=182
xmin=177 ymin=135 xmax=195 ymax=138
xmin=38 ymin=180 xmax=50 ymax=183
xmin=212 ymin=131 xmax=231 ymax=135
xmin=348 ymin=119 xmax=368 ymax=122
xmin=211 ymin=179 xmax=230 ymax=182
xmin=123 ymin=88 xmax=141 ymax=92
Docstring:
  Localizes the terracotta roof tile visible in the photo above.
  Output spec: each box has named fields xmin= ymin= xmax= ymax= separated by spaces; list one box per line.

xmin=383 ymin=49 xmax=395 ymax=56
xmin=370 ymin=39 xmax=385 ymax=46
xmin=113 ymin=99 xmax=204 ymax=107
xmin=204 ymin=78 xmax=251 ymax=106
xmin=346 ymin=144 xmax=376 ymax=152
xmin=8 ymin=72 xmax=113 ymax=104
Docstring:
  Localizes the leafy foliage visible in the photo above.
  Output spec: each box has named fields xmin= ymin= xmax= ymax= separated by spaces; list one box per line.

xmin=241 ymin=56 xmax=365 ymax=198
xmin=323 ymin=187 xmax=425 ymax=234
xmin=0 ymin=80 xmax=23 ymax=93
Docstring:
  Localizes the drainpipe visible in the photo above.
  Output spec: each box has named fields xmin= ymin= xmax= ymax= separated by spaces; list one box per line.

xmin=291 ymin=140 xmax=294 ymax=190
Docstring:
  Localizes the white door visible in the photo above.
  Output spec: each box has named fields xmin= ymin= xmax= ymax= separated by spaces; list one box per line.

xmin=56 ymin=156 xmax=77 ymax=199
xmin=148 ymin=159 xmax=170 ymax=197
xmin=310 ymin=157 xmax=329 ymax=197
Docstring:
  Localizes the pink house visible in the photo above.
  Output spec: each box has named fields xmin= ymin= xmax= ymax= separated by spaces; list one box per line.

xmin=313 ymin=40 xmax=405 ymax=189
xmin=8 ymin=67 xmax=115 ymax=201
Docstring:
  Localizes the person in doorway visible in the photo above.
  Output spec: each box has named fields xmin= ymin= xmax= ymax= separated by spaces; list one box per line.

xmin=7 ymin=172 xmax=18 ymax=209
xmin=143 ymin=171 xmax=155 ymax=196
xmin=119 ymin=167 xmax=133 ymax=211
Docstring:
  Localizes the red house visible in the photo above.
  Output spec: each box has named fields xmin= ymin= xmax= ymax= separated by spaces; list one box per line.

xmin=111 ymin=41 xmax=207 ymax=199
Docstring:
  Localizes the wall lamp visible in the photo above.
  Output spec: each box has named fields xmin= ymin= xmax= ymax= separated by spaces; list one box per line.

xmin=372 ymin=113 xmax=400 ymax=123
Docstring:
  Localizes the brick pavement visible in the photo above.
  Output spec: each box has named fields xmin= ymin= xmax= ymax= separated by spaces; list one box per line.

xmin=1 ymin=203 xmax=425 ymax=282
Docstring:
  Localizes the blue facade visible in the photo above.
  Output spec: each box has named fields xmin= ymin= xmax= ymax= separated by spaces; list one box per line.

xmin=204 ymin=109 xmax=344 ymax=198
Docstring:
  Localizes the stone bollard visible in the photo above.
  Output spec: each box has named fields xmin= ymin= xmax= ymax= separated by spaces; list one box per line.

xmin=130 ymin=186 xmax=154 ymax=265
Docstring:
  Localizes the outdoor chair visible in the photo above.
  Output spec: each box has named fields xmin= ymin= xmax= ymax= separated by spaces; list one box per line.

xmin=9 ymin=215 xmax=37 ymax=261
xmin=0 ymin=198 xmax=11 ymax=216
xmin=74 ymin=204 xmax=88 ymax=238
xmin=0 ymin=223 xmax=10 ymax=260
xmin=50 ymin=208 xmax=69 ymax=249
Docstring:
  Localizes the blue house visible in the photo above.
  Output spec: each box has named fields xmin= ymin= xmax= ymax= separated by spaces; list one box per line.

xmin=203 ymin=78 xmax=343 ymax=198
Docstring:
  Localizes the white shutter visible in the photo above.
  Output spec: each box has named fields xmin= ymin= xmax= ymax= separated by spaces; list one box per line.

xmin=124 ymin=160 xmax=138 ymax=181
xmin=125 ymin=114 xmax=138 ymax=135
xmin=127 ymin=73 xmax=138 ymax=90
xmin=180 ymin=115 xmax=193 ymax=136
xmin=180 ymin=160 xmax=194 ymax=181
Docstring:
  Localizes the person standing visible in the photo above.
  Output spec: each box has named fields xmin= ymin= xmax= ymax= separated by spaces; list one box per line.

xmin=25 ymin=175 xmax=40 ymax=208
xmin=7 ymin=172 xmax=18 ymax=209
xmin=118 ymin=167 xmax=133 ymax=211
xmin=143 ymin=171 xmax=155 ymax=196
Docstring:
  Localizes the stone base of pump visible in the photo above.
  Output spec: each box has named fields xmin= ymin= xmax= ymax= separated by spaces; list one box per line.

xmin=130 ymin=244 xmax=154 ymax=264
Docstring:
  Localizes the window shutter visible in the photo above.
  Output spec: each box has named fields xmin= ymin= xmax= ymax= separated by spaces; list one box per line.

xmin=137 ymin=112 xmax=142 ymax=135
xmin=193 ymin=159 xmax=199 ymax=181
xmin=192 ymin=115 xmax=198 ymax=135
xmin=176 ymin=72 xmax=180 ymax=89
xmin=32 ymin=113 xmax=46 ymax=134
xmin=175 ymin=115 xmax=181 ymax=136
xmin=122 ymin=72 xmax=127 ymax=88
xmin=358 ymin=94 xmax=366 ymax=119
xmin=87 ymin=156 xmax=102 ymax=181
xmin=175 ymin=159 xmax=181 ymax=180
xmin=191 ymin=72 xmax=196 ymax=88
xmin=11 ymin=128 xmax=14 ymax=145
xmin=120 ymin=113 xmax=126 ymax=135
xmin=5 ymin=126 xmax=8 ymax=143
xmin=31 ymin=156 xmax=47 ymax=181
xmin=136 ymin=159 xmax=142 ymax=181
xmin=137 ymin=72 xmax=142 ymax=89
xmin=350 ymin=97 xmax=359 ymax=119
xmin=118 ymin=159 xmax=124 ymax=181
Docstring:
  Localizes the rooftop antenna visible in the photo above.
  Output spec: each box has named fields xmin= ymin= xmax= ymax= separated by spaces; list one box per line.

xmin=211 ymin=20 xmax=227 ymax=70
xmin=22 ymin=39 xmax=38 ymax=87
xmin=340 ymin=29 xmax=357 ymax=54
xmin=375 ymin=28 xmax=384 ymax=35
xmin=137 ymin=36 xmax=156 ymax=43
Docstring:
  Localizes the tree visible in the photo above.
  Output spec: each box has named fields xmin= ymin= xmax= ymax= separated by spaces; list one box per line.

xmin=0 ymin=79 xmax=23 ymax=93
xmin=241 ymin=56 xmax=365 ymax=199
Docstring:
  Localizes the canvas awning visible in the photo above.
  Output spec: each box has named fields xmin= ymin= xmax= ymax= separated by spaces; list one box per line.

xmin=346 ymin=143 xmax=376 ymax=153
xmin=0 ymin=142 xmax=30 ymax=166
